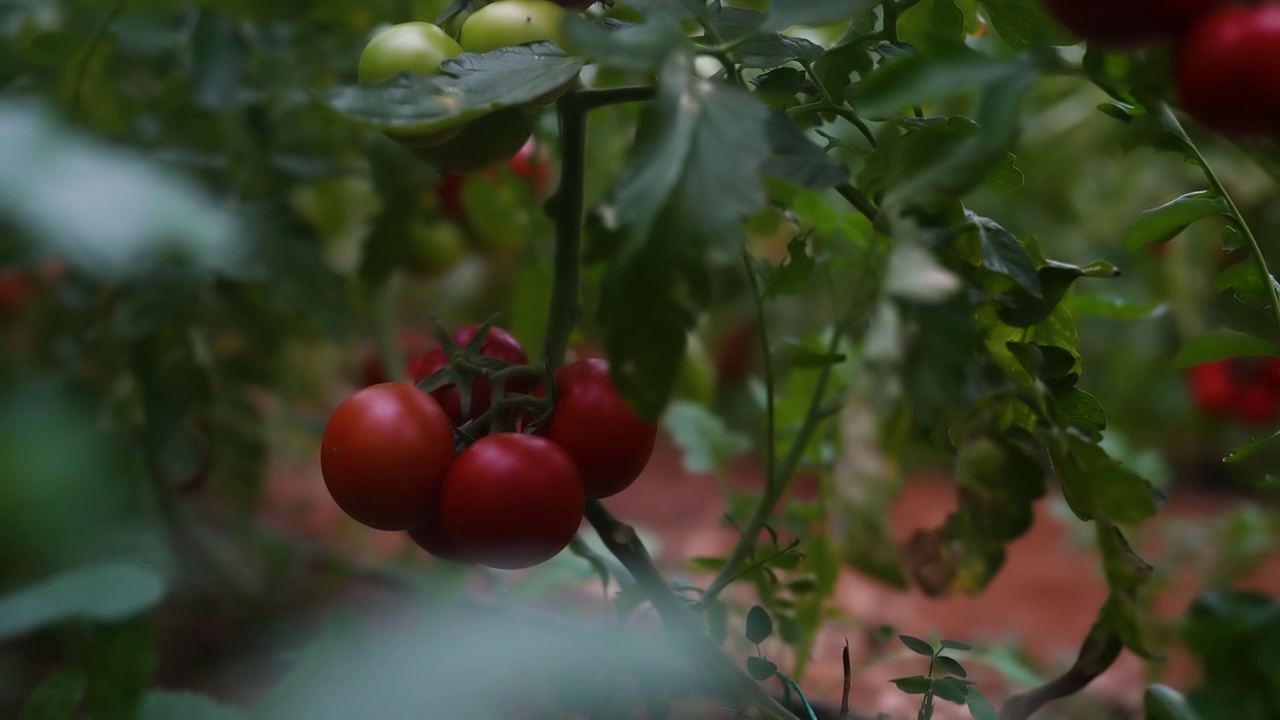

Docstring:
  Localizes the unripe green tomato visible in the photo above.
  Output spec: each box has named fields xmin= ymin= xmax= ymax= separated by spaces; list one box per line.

xmin=359 ymin=23 xmax=466 ymax=148
xmin=460 ymin=0 xmax=569 ymax=54
xmin=674 ymin=336 xmax=717 ymax=407
xmin=411 ymin=108 xmax=534 ymax=173
xmin=405 ymin=219 xmax=469 ymax=276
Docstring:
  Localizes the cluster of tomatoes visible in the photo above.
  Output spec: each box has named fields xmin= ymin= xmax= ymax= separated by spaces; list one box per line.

xmin=323 ymin=324 xmax=658 ymax=570
xmin=357 ymin=0 xmax=593 ymax=173
xmin=1190 ymin=358 xmax=1280 ymax=426
xmin=1042 ymin=0 xmax=1280 ymax=138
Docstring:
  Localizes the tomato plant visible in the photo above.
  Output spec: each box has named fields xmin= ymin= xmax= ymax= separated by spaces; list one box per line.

xmin=438 ymin=433 xmax=585 ymax=569
xmin=320 ymin=383 xmax=456 ymax=531
xmin=1175 ymin=4 xmax=1280 ymax=136
xmin=411 ymin=108 xmax=536 ymax=172
xmin=414 ymin=324 xmax=532 ymax=428
xmin=536 ymin=359 xmax=657 ymax=499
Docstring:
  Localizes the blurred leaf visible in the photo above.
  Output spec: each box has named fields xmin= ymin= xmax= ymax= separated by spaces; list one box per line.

xmin=0 ymin=562 xmax=165 ymax=642
xmin=1224 ymin=430 xmax=1280 ymax=463
xmin=1048 ymin=434 xmax=1162 ymax=525
xmin=854 ymin=49 xmax=1027 ymax=119
xmin=85 ymin=616 xmax=156 ymax=720
xmin=1174 ymin=330 xmax=1280 ymax=368
xmin=933 ymin=655 xmax=968 ymax=678
xmin=762 ymin=111 xmax=849 ymax=189
xmin=1181 ymin=589 xmax=1280 ymax=719
xmin=967 ymin=690 xmax=999 ymax=720
xmin=1144 ymin=685 xmax=1204 ymax=720
xmin=932 ymin=676 xmax=968 ymax=704
xmin=746 ymin=656 xmax=778 ymax=681
xmin=978 ymin=0 xmax=1077 ymax=50
xmin=564 ymin=13 xmax=686 ymax=72
xmin=661 ymin=401 xmax=752 ymax=474
xmin=761 ymin=0 xmax=878 ymax=33
xmin=1069 ymin=295 xmax=1168 ymax=322
xmin=139 ymin=692 xmax=245 ymax=720
xmin=0 ymin=101 xmax=241 ymax=276
xmin=746 ymin=605 xmax=774 ymax=644
xmin=884 ymin=242 xmax=961 ymax=302
xmin=940 ymin=639 xmax=973 ymax=651
xmin=898 ymin=0 xmax=967 ymax=54
xmin=891 ymin=675 xmax=932 ymax=694
xmin=1212 ymin=262 xmax=1280 ymax=307
xmin=1124 ymin=192 xmax=1226 ymax=249
xmin=190 ymin=9 xmax=247 ymax=112
xmin=19 ymin=668 xmax=86 ymax=720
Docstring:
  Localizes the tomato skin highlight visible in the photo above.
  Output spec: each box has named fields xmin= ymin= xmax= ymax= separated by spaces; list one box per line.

xmin=1190 ymin=361 xmax=1238 ymax=416
xmin=1041 ymin=0 xmax=1224 ymax=47
xmin=413 ymin=324 xmax=532 ymax=428
xmin=439 ymin=433 xmax=585 ymax=569
xmin=320 ymin=383 xmax=456 ymax=531
xmin=1175 ymin=5 xmax=1280 ymax=138
xmin=537 ymin=358 xmax=658 ymax=499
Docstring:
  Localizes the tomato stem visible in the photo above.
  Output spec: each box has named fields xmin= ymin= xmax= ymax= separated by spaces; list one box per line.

xmin=542 ymin=91 xmax=588 ymax=370
xmin=574 ymin=86 xmax=657 ymax=111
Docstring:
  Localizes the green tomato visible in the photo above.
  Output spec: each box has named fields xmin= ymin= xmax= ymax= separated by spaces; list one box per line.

xmin=411 ymin=108 xmax=534 ymax=173
xmin=359 ymin=22 xmax=463 ymax=84
xmin=674 ymin=335 xmax=717 ymax=407
xmin=405 ymin=219 xmax=469 ymax=277
xmin=360 ymin=23 xmax=465 ymax=147
xmin=459 ymin=0 xmax=569 ymax=54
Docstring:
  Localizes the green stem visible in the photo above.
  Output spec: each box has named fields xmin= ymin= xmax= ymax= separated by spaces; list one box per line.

xmin=371 ymin=286 xmax=408 ymax=383
xmin=544 ymin=92 xmax=589 ymax=369
xmin=702 ymin=324 xmax=845 ymax=603
xmin=742 ymin=252 xmax=777 ymax=492
xmin=836 ymin=183 xmax=878 ymax=222
xmin=575 ymin=86 xmax=657 ymax=111
xmin=1171 ymin=105 xmax=1280 ymax=338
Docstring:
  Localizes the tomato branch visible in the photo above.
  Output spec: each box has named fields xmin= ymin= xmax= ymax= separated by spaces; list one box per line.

xmin=835 ymin=184 xmax=878 ymax=223
xmin=543 ymin=91 xmax=589 ymax=369
xmin=574 ymin=86 xmax=657 ymax=111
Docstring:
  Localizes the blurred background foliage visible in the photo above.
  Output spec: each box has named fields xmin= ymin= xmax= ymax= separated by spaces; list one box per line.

xmin=1 ymin=0 xmax=1278 ymax=718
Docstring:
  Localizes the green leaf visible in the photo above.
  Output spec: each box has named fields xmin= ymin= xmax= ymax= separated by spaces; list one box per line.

xmin=1124 ymin=192 xmax=1227 ymax=249
xmin=899 ymin=634 xmax=936 ymax=657
xmin=966 ymin=689 xmax=1000 ymax=720
xmin=1055 ymin=387 xmax=1107 ymax=437
xmin=1213 ymin=262 xmax=1280 ymax=307
xmin=563 ymin=14 xmax=686 ymax=73
xmin=0 ymin=562 xmax=165 ymax=641
xmin=1224 ymin=429 xmax=1280 ymax=463
xmin=19 ymin=668 xmax=87 ymax=720
xmin=1096 ymin=525 xmax=1157 ymax=657
xmin=968 ymin=212 xmax=1041 ymax=296
xmin=891 ymin=675 xmax=933 ymax=694
xmin=932 ymin=676 xmax=969 ymax=704
xmin=0 ymin=100 xmax=241 ymax=277
xmin=716 ymin=9 xmax=825 ymax=69
xmin=746 ymin=656 xmax=778 ymax=681
xmin=322 ymin=44 xmax=585 ymax=134
xmin=190 ymin=9 xmax=247 ymax=112
xmin=762 ymin=111 xmax=850 ymax=189
xmin=978 ymin=0 xmax=1077 ymax=51
xmin=933 ymin=655 xmax=968 ymax=678
xmin=599 ymin=53 xmax=769 ymax=419
xmin=761 ymin=0 xmax=879 ymax=33
xmin=1069 ymin=295 xmax=1168 ymax=322
xmin=660 ymin=401 xmax=752 ymax=474
xmin=1047 ymin=434 xmax=1162 ymax=525
xmin=139 ymin=692 xmax=246 ymax=720
xmin=940 ymin=639 xmax=973 ymax=651
xmin=854 ymin=49 xmax=1026 ymax=120
xmin=746 ymin=605 xmax=774 ymax=644
xmin=85 ymin=616 xmax=156 ymax=720
xmin=1173 ymin=329 xmax=1280 ymax=368
xmin=1143 ymin=685 xmax=1204 ymax=720
xmin=898 ymin=0 xmax=967 ymax=53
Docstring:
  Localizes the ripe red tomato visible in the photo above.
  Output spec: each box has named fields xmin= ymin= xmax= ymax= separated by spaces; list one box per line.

xmin=1175 ymin=5 xmax=1280 ymax=138
xmin=320 ymin=383 xmax=456 ymax=531
xmin=413 ymin=324 xmax=532 ymax=428
xmin=1190 ymin=361 xmax=1237 ymax=416
xmin=506 ymin=138 xmax=551 ymax=198
xmin=536 ymin=358 xmax=658 ymax=499
xmin=1041 ymin=0 xmax=1224 ymax=46
xmin=1235 ymin=384 xmax=1280 ymax=426
xmin=433 ymin=172 xmax=467 ymax=221
xmin=438 ymin=433 xmax=585 ymax=569
xmin=407 ymin=512 xmax=471 ymax=563
xmin=1260 ymin=358 xmax=1280 ymax=392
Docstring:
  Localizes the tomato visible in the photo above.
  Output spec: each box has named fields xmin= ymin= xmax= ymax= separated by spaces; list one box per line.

xmin=359 ymin=23 xmax=465 ymax=148
xmin=459 ymin=0 xmax=569 ymax=54
xmin=320 ymin=383 xmax=456 ymax=531
xmin=433 ymin=172 xmax=467 ymax=221
xmin=1235 ymin=384 xmax=1280 ymax=426
xmin=405 ymin=218 xmax=468 ymax=276
xmin=439 ymin=433 xmax=585 ymax=569
xmin=1175 ymin=5 xmax=1280 ymax=138
xmin=505 ymin=138 xmax=552 ymax=198
xmin=359 ymin=330 xmax=433 ymax=388
xmin=549 ymin=0 xmax=597 ymax=11
xmin=1260 ymin=358 xmax=1280 ymax=392
xmin=536 ymin=358 xmax=658 ymax=499
xmin=413 ymin=324 xmax=532 ymax=428
xmin=411 ymin=108 xmax=535 ymax=173
xmin=407 ymin=512 xmax=471 ymax=563
xmin=359 ymin=22 xmax=463 ymax=84
xmin=1041 ymin=0 xmax=1224 ymax=47
xmin=1190 ymin=361 xmax=1237 ymax=416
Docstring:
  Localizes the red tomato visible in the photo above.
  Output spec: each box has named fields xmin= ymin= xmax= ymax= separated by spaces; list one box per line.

xmin=359 ymin=330 xmax=434 ymax=388
xmin=433 ymin=172 xmax=466 ymax=221
xmin=1235 ymin=384 xmax=1280 ymax=426
xmin=505 ymin=138 xmax=551 ymax=199
xmin=1042 ymin=0 xmax=1224 ymax=47
xmin=320 ymin=383 xmax=456 ymax=531
xmin=439 ymin=433 xmax=585 ymax=569
xmin=1190 ymin=361 xmax=1237 ymax=416
xmin=406 ymin=512 xmax=470 ymax=563
xmin=1175 ymin=5 xmax=1280 ymax=137
xmin=536 ymin=358 xmax=658 ymax=499
xmin=413 ymin=324 xmax=532 ymax=428
xmin=1260 ymin=358 xmax=1280 ymax=392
